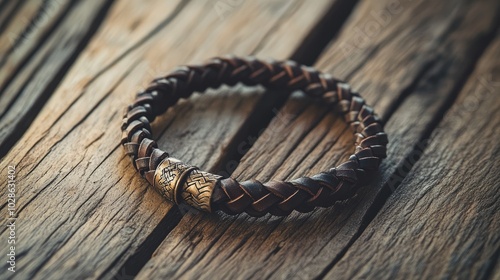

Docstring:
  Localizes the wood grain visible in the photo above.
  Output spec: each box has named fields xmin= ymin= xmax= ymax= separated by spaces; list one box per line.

xmin=325 ymin=32 xmax=500 ymax=280
xmin=135 ymin=0 xmax=500 ymax=279
xmin=0 ymin=0 xmax=345 ymax=279
xmin=0 ymin=0 xmax=113 ymax=158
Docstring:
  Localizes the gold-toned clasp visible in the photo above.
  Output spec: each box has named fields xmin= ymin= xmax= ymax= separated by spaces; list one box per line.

xmin=153 ymin=157 xmax=221 ymax=212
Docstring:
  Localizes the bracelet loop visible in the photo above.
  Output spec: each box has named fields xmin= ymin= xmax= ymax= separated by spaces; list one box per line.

xmin=121 ymin=56 xmax=388 ymax=217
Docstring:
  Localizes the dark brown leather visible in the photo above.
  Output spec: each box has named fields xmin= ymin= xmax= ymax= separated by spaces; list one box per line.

xmin=121 ymin=56 xmax=388 ymax=217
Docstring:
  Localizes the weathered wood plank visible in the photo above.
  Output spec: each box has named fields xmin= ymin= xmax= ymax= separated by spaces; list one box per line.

xmin=136 ymin=0 xmax=500 ymax=279
xmin=325 ymin=32 xmax=500 ymax=280
xmin=0 ymin=0 xmax=113 ymax=158
xmin=0 ymin=0 xmax=346 ymax=279
xmin=0 ymin=0 xmax=69 ymax=64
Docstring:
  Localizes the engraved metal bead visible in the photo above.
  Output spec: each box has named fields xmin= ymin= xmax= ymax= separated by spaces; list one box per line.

xmin=153 ymin=157 xmax=221 ymax=212
xmin=153 ymin=157 xmax=197 ymax=204
xmin=181 ymin=169 xmax=221 ymax=212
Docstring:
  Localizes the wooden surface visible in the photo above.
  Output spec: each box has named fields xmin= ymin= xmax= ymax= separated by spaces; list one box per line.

xmin=0 ymin=0 xmax=498 ymax=279
xmin=326 ymin=35 xmax=500 ymax=279
xmin=0 ymin=0 xmax=113 ymax=158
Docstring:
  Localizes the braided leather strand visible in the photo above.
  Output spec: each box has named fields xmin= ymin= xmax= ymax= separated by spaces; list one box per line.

xmin=121 ymin=56 xmax=388 ymax=217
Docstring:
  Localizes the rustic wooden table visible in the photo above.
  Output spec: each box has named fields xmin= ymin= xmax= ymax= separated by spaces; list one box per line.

xmin=0 ymin=0 xmax=499 ymax=279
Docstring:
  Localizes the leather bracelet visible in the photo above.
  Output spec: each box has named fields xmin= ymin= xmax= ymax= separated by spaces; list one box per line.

xmin=121 ymin=56 xmax=388 ymax=217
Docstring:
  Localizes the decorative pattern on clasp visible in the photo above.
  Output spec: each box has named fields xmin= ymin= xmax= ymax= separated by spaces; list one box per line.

xmin=153 ymin=158 xmax=196 ymax=204
xmin=182 ymin=169 xmax=221 ymax=212
xmin=153 ymin=157 xmax=221 ymax=212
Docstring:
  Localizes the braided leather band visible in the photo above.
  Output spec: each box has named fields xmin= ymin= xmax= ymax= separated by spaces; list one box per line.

xmin=121 ymin=56 xmax=388 ymax=217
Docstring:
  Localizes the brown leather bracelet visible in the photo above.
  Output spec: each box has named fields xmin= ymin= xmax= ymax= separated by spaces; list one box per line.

xmin=121 ymin=56 xmax=388 ymax=217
